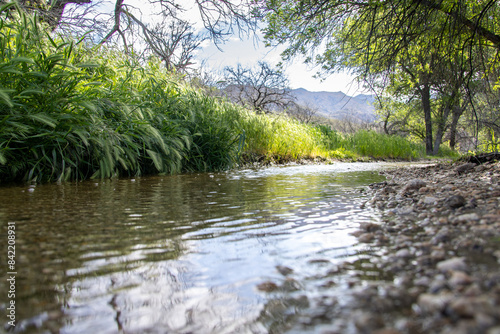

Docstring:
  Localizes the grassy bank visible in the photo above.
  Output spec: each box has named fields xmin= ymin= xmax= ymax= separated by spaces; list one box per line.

xmin=0 ymin=4 xmax=456 ymax=183
xmin=0 ymin=4 xmax=247 ymax=182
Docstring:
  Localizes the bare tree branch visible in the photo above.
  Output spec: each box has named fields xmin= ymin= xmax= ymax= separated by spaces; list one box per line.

xmin=222 ymin=61 xmax=294 ymax=114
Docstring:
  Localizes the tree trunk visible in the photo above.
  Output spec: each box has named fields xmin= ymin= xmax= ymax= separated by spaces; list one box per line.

xmin=432 ymin=104 xmax=452 ymax=155
xmin=449 ymin=106 xmax=464 ymax=151
xmin=420 ymin=82 xmax=433 ymax=155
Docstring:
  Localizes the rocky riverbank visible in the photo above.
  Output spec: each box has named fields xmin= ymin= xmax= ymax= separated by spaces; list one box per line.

xmin=347 ymin=157 xmax=500 ymax=333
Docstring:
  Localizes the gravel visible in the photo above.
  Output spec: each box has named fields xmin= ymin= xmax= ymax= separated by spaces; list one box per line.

xmin=346 ymin=159 xmax=500 ymax=333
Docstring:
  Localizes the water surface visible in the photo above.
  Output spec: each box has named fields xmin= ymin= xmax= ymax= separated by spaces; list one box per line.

xmin=0 ymin=162 xmax=394 ymax=333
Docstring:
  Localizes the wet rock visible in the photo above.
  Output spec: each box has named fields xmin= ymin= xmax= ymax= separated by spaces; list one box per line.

xmin=276 ymin=265 xmax=293 ymax=276
xmin=446 ymin=194 xmax=466 ymax=209
xmin=456 ymin=163 xmax=476 ymax=175
xmin=257 ymin=281 xmax=278 ymax=292
xmin=417 ymin=293 xmax=454 ymax=314
xmin=437 ymin=257 xmax=467 ymax=272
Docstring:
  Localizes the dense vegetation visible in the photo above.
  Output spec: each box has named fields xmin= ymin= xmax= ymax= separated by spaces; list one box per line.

xmin=262 ymin=0 xmax=500 ymax=156
xmin=0 ymin=3 xmax=456 ymax=183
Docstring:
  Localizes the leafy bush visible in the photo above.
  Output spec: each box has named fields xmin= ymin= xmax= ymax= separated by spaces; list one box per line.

xmin=241 ymin=112 xmax=323 ymax=161
xmin=0 ymin=4 xmax=243 ymax=182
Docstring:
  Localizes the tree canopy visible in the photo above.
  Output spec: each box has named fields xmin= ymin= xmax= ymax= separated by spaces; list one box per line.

xmin=261 ymin=0 xmax=500 ymax=154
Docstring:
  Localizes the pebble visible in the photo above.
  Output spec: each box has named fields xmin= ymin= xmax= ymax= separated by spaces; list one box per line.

xmin=256 ymin=281 xmax=278 ymax=292
xmin=402 ymin=179 xmax=427 ymax=192
xmin=276 ymin=265 xmax=294 ymax=276
xmin=437 ymin=257 xmax=467 ymax=272
xmin=422 ymin=196 xmax=438 ymax=204
xmin=417 ymin=293 xmax=454 ymax=314
xmin=448 ymin=271 xmax=473 ymax=288
xmin=446 ymin=194 xmax=466 ymax=208
xmin=454 ymin=213 xmax=480 ymax=223
xmin=345 ymin=160 xmax=500 ymax=333
xmin=358 ymin=232 xmax=375 ymax=243
xmin=487 ymin=327 xmax=500 ymax=334
xmin=354 ymin=312 xmax=385 ymax=332
xmin=455 ymin=163 xmax=476 ymax=174
xmin=395 ymin=249 xmax=412 ymax=258
xmin=397 ymin=206 xmax=414 ymax=215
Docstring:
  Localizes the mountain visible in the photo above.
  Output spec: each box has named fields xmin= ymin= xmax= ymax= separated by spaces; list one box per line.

xmin=291 ymin=88 xmax=376 ymax=122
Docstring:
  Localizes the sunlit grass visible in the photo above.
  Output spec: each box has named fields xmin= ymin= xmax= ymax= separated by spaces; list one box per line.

xmin=240 ymin=112 xmax=323 ymax=162
xmin=0 ymin=4 xmax=243 ymax=182
xmin=317 ymin=126 xmax=427 ymax=160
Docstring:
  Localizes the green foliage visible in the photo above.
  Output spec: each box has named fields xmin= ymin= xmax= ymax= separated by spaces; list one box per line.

xmin=477 ymin=129 xmax=500 ymax=153
xmin=0 ymin=4 xmax=459 ymax=184
xmin=240 ymin=112 xmax=323 ymax=161
xmin=0 ymin=4 xmax=243 ymax=182
xmin=317 ymin=125 xmax=427 ymax=160
xmin=262 ymin=0 xmax=500 ymax=156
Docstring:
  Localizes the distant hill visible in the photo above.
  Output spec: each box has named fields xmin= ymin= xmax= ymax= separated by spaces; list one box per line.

xmin=291 ymin=88 xmax=376 ymax=122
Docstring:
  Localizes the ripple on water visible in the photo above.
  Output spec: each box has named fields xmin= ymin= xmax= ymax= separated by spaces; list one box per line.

xmin=0 ymin=162 xmax=395 ymax=333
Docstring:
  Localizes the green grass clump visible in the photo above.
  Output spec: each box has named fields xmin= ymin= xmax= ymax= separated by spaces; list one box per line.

xmin=317 ymin=125 xmax=427 ymax=160
xmin=348 ymin=130 xmax=426 ymax=160
xmin=240 ymin=112 xmax=323 ymax=162
xmin=0 ymin=3 xmax=243 ymax=182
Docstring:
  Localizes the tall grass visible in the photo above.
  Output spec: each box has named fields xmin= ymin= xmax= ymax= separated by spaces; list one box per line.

xmin=241 ymin=112 xmax=323 ymax=162
xmin=317 ymin=125 xmax=427 ymax=160
xmin=0 ymin=4 xmax=244 ymax=182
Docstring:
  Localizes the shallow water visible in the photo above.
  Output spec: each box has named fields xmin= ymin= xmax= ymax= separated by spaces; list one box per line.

xmin=0 ymin=162 xmax=398 ymax=333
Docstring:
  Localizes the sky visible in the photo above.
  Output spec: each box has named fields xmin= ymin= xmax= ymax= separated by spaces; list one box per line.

xmin=195 ymin=35 xmax=365 ymax=95
xmin=94 ymin=0 xmax=364 ymax=96
xmin=173 ymin=1 xmax=363 ymax=95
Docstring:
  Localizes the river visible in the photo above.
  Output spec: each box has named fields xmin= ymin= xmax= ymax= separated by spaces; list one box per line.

xmin=1 ymin=162 xmax=401 ymax=333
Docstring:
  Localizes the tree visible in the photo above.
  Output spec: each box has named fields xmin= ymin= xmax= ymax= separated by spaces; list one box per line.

xmin=261 ymin=0 xmax=500 ymax=154
xmin=221 ymin=61 xmax=295 ymax=114
xmin=8 ymin=0 xmax=258 ymax=71
xmin=286 ymin=102 xmax=317 ymax=123
xmin=13 ymin=0 xmax=92 ymax=30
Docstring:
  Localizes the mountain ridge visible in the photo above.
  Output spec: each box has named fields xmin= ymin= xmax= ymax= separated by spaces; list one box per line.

xmin=291 ymin=88 xmax=376 ymax=122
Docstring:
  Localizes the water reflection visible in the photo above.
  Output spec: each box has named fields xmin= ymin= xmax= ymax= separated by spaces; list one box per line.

xmin=0 ymin=163 xmax=392 ymax=333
